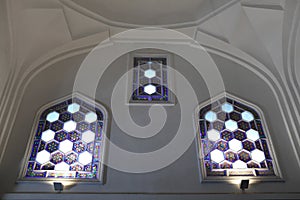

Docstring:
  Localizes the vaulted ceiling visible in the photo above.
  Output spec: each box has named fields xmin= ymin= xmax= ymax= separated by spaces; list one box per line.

xmin=70 ymin=0 xmax=212 ymax=25
xmin=2 ymin=0 xmax=300 ymax=198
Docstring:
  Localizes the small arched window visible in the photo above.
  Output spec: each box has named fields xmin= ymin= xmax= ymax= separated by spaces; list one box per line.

xmin=20 ymin=94 xmax=107 ymax=182
xmin=197 ymin=94 xmax=281 ymax=181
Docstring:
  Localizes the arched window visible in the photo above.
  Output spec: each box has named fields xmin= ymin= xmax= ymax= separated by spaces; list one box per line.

xmin=197 ymin=94 xmax=281 ymax=181
xmin=20 ymin=94 xmax=107 ymax=182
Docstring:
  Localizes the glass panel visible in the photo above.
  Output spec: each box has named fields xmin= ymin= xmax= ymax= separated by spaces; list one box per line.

xmin=198 ymin=97 xmax=275 ymax=177
xmin=24 ymin=97 xmax=105 ymax=180
xmin=131 ymin=57 xmax=169 ymax=102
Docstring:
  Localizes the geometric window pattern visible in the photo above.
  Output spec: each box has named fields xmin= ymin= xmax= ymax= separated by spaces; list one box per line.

xmin=24 ymin=97 xmax=105 ymax=180
xmin=198 ymin=96 xmax=276 ymax=177
xmin=131 ymin=57 xmax=169 ymax=102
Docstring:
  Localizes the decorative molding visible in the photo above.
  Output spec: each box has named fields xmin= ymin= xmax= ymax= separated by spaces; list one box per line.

xmin=18 ymin=92 xmax=108 ymax=183
xmin=0 ymin=0 xmax=19 ymax=152
xmin=241 ymin=4 xmax=284 ymax=11
xmin=195 ymin=30 xmax=300 ymax=167
xmin=58 ymin=0 xmax=240 ymax=29
xmin=284 ymin=1 xmax=300 ymax=119
xmin=0 ymin=2 xmax=300 ymax=186
xmin=195 ymin=92 xmax=283 ymax=182
xmin=0 ymin=31 xmax=109 ymax=164
xmin=3 ymin=192 xmax=300 ymax=200
xmin=0 ymin=29 xmax=299 ymax=174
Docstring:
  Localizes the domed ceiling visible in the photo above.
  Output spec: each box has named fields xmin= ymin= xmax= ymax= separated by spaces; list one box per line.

xmin=70 ymin=0 xmax=231 ymax=26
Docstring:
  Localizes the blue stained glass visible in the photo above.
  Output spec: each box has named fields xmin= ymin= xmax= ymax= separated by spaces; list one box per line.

xmin=222 ymin=103 xmax=234 ymax=113
xmin=23 ymin=97 xmax=106 ymax=180
xmin=242 ymin=111 xmax=254 ymax=122
xmin=198 ymin=96 xmax=276 ymax=177
xmin=205 ymin=111 xmax=217 ymax=122
xmin=46 ymin=112 xmax=59 ymax=122
xmin=131 ymin=57 xmax=169 ymax=102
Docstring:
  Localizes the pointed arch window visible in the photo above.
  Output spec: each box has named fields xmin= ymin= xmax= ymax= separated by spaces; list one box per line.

xmin=197 ymin=94 xmax=281 ymax=181
xmin=21 ymin=94 xmax=107 ymax=182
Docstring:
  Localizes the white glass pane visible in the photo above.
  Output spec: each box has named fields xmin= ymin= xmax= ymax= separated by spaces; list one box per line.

xmin=228 ymin=139 xmax=243 ymax=152
xmin=232 ymin=160 xmax=247 ymax=169
xmin=246 ymin=129 xmax=260 ymax=141
xmin=144 ymin=84 xmax=156 ymax=95
xmin=144 ymin=69 xmax=156 ymax=78
xmin=41 ymin=130 xmax=55 ymax=142
xmin=46 ymin=111 xmax=59 ymax=122
xmin=82 ymin=130 xmax=95 ymax=143
xmin=225 ymin=120 xmax=238 ymax=131
xmin=205 ymin=111 xmax=217 ymax=122
xmin=67 ymin=103 xmax=80 ymax=113
xmin=207 ymin=129 xmax=220 ymax=142
xmin=241 ymin=111 xmax=254 ymax=122
xmin=59 ymin=140 xmax=73 ymax=153
xmin=63 ymin=120 xmax=77 ymax=132
xmin=85 ymin=112 xmax=97 ymax=123
xmin=55 ymin=162 xmax=70 ymax=171
xmin=36 ymin=150 xmax=50 ymax=164
xmin=210 ymin=149 xmax=225 ymax=163
xmin=221 ymin=103 xmax=234 ymax=113
xmin=251 ymin=149 xmax=265 ymax=163
xmin=78 ymin=151 xmax=93 ymax=165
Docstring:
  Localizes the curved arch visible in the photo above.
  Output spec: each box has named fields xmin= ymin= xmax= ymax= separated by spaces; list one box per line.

xmin=19 ymin=92 xmax=108 ymax=182
xmin=59 ymin=0 xmax=240 ymax=29
xmin=283 ymin=1 xmax=300 ymax=121
xmin=195 ymin=31 xmax=300 ymax=167
xmin=0 ymin=27 xmax=299 ymax=171
xmin=196 ymin=92 xmax=282 ymax=181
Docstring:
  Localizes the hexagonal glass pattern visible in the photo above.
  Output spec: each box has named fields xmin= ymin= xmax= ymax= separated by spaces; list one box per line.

xmin=36 ymin=150 xmax=50 ymax=164
xmin=78 ymin=151 xmax=93 ymax=165
xmin=198 ymin=96 xmax=276 ymax=177
xmin=228 ymin=139 xmax=243 ymax=152
xmin=225 ymin=120 xmax=238 ymax=131
xmin=131 ymin=57 xmax=169 ymax=102
xmin=63 ymin=120 xmax=76 ymax=132
xmin=59 ymin=140 xmax=73 ymax=154
xmin=41 ymin=130 xmax=55 ymax=142
xmin=144 ymin=69 xmax=156 ymax=78
xmin=207 ymin=129 xmax=220 ymax=142
xmin=205 ymin=111 xmax=217 ymax=122
xmin=46 ymin=111 xmax=59 ymax=122
xmin=210 ymin=149 xmax=225 ymax=163
xmin=55 ymin=162 xmax=70 ymax=171
xmin=251 ymin=149 xmax=266 ymax=163
xmin=246 ymin=129 xmax=260 ymax=141
xmin=221 ymin=103 xmax=234 ymax=113
xmin=144 ymin=84 xmax=156 ymax=95
xmin=67 ymin=103 xmax=80 ymax=113
xmin=24 ymin=97 xmax=105 ymax=180
xmin=82 ymin=130 xmax=95 ymax=144
xmin=242 ymin=111 xmax=254 ymax=122
xmin=85 ymin=112 xmax=97 ymax=123
xmin=232 ymin=160 xmax=247 ymax=169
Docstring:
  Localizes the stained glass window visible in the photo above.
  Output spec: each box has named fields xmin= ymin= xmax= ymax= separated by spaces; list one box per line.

xmin=22 ymin=95 xmax=106 ymax=181
xmin=198 ymin=95 xmax=280 ymax=180
xmin=131 ymin=57 xmax=169 ymax=102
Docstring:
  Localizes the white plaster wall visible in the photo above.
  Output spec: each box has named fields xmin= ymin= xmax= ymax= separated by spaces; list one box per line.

xmin=295 ymin=18 xmax=300 ymax=88
xmin=0 ymin=0 xmax=11 ymax=97
xmin=1 ymin=51 xmax=300 ymax=199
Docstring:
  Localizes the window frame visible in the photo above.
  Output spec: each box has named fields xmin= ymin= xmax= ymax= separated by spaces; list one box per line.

xmin=127 ymin=51 xmax=175 ymax=105
xmin=18 ymin=93 xmax=108 ymax=183
xmin=195 ymin=93 xmax=283 ymax=182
